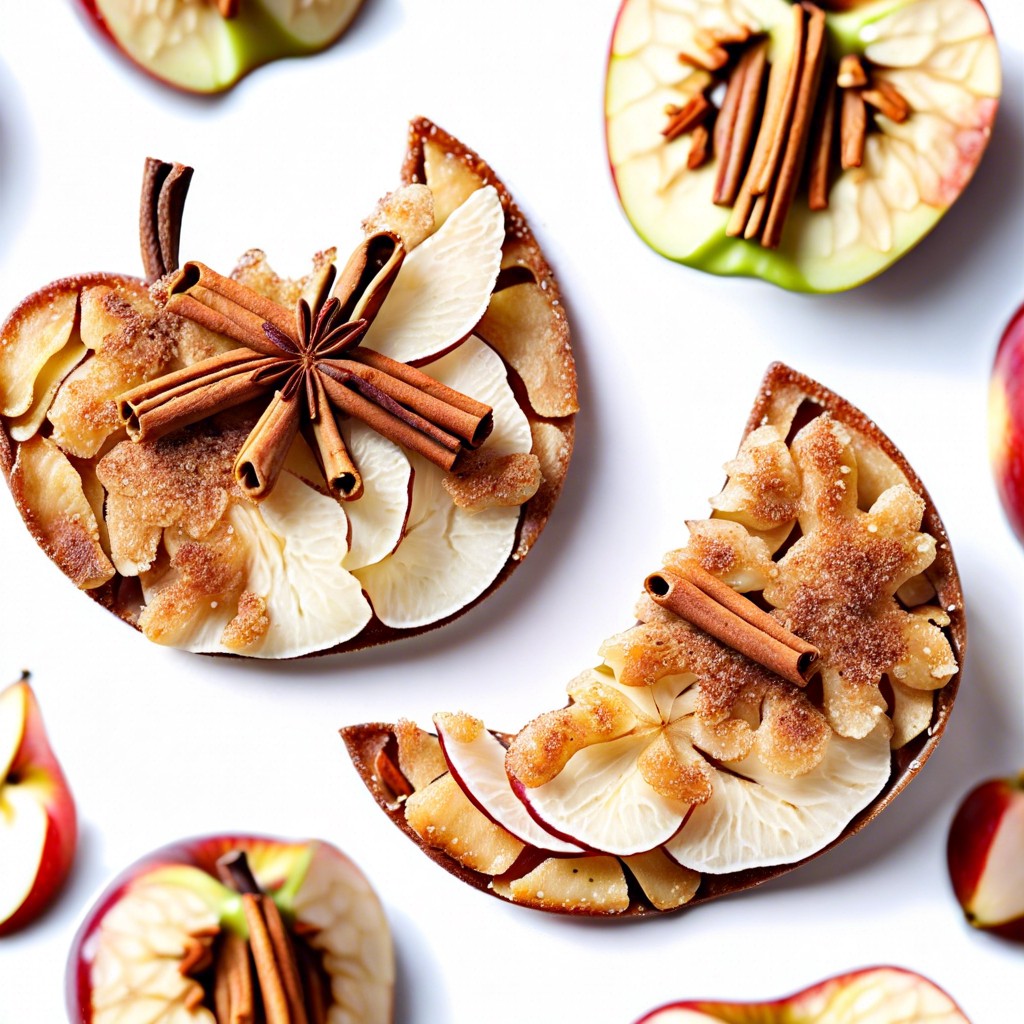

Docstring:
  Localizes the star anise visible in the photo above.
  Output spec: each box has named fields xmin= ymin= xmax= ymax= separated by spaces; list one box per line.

xmin=118 ymin=238 xmax=493 ymax=502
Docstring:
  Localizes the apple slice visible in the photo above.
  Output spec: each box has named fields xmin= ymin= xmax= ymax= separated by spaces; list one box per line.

xmin=990 ymin=302 xmax=1024 ymax=546
xmin=69 ymin=834 xmax=393 ymax=1022
xmin=947 ymin=772 xmax=1024 ymax=941
xmin=404 ymin=772 xmax=525 ymax=876
xmin=491 ymin=855 xmax=630 ymax=915
xmin=664 ymin=720 xmax=891 ymax=873
xmin=139 ymin=470 xmax=371 ymax=657
xmin=354 ymin=337 xmax=529 ymax=629
xmin=338 ymin=422 xmax=412 ymax=570
xmin=361 ymin=186 xmax=506 ymax=364
xmin=606 ymin=0 xmax=1001 ymax=291
xmin=0 ymin=676 xmax=77 ymax=936
xmin=434 ymin=712 xmax=584 ymax=855
xmin=635 ymin=967 xmax=970 ymax=1024
xmin=80 ymin=0 xmax=365 ymax=94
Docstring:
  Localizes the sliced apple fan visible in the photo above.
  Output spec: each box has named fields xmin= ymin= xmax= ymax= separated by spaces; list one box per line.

xmin=355 ymin=380 xmax=961 ymax=911
xmin=78 ymin=185 xmax=536 ymax=656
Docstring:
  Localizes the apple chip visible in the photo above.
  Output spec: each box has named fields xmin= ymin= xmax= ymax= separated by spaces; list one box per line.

xmin=344 ymin=364 xmax=963 ymax=916
xmin=362 ymin=186 xmax=505 ymax=364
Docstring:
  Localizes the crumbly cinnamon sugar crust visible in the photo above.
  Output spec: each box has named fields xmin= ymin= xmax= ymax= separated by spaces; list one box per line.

xmin=0 ymin=122 xmax=576 ymax=658
xmin=343 ymin=364 xmax=966 ymax=918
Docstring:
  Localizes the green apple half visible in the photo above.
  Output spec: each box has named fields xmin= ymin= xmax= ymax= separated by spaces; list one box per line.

xmin=606 ymin=0 xmax=1001 ymax=292
xmin=67 ymin=834 xmax=393 ymax=1022
xmin=79 ymin=0 xmax=365 ymax=94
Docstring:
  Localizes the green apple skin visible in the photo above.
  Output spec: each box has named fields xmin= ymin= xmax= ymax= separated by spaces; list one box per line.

xmin=605 ymin=0 xmax=1000 ymax=293
xmin=77 ymin=0 xmax=365 ymax=95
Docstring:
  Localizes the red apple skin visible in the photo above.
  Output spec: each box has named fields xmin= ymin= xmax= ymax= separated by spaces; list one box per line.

xmin=947 ymin=773 xmax=1024 ymax=941
xmin=991 ymin=304 xmax=1024 ymax=546
xmin=0 ymin=678 xmax=77 ymax=937
xmin=634 ymin=967 xmax=970 ymax=1024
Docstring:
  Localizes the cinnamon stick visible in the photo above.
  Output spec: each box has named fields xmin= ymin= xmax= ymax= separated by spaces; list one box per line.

xmin=242 ymin=894 xmax=293 ymax=1024
xmin=140 ymin=158 xmax=193 ymax=282
xmin=761 ymin=4 xmax=827 ymax=249
xmin=687 ymin=124 xmax=712 ymax=169
xmin=752 ymin=1 xmax=807 ymax=198
xmin=726 ymin=26 xmax=793 ymax=236
xmin=862 ymin=77 xmax=910 ymax=123
xmin=309 ymin=373 xmax=363 ymax=501
xmin=644 ymin=563 xmax=818 ymax=686
xmin=350 ymin=348 xmax=493 ymax=421
xmin=808 ymin=80 xmax=838 ymax=211
xmin=167 ymin=262 xmax=297 ymax=352
xmin=375 ymin=747 xmax=414 ymax=799
xmin=661 ymin=94 xmax=711 ymax=142
xmin=119 ymin=349 xmax=275 ymax=440
xmin=331 ymin=356 xmax=492 ymax=447
xmin=262 ymin=897 xmax=311 ymax=1024
xmin=234 ymin=390 xmax=302 ymax=501
xmin=318 ymin=370 xmax=461 ymax=472
xmin=713 ymin=42 xmax=767 ymax=206
xmin=334 ymin=232 xmax=405 ymax=323
xmin=214 ymin=930 xmax=255 ymax=1024
xmin=840 ymin=87 xmax=867 ymax=169
xmin=297 ymin=943 xmax=329 ymax=1024
xmin=679 ymin=41 xmax=728 ymax=72
xmin=837 ymin=54 xmax=868 ymax=89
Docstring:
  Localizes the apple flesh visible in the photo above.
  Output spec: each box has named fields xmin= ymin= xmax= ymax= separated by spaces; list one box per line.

xmin=635 ymin=967 xmax=970 ymax=1024
xmin=77 ymin=0 xmax=365 ymax=94
xmin=990 ymin=303 xmax=1024 ymax=546
xmin=606 ymin=0 xmax=1001 ymax=291
xmin=68 ymin=833 xmax=393 ymax=1022
xmin=947 ymin=772 xmax=1024 ymax=941
xmin=0 ymin=675 xmax=77 ymax=936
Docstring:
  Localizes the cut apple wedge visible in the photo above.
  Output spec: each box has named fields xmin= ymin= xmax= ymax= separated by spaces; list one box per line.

xmin=340 ymin=421 xmax=413 ymax=570
xmin=0 ymin=676 xmax=77 ymax=936
xmin=434 ymin=712 xmax=584 ymax=854
xmin=138 ymin=469 xmax=371 ymax=657
xmin=635 ymin=967 xmax=970 ymax=1024
xmin=664 ymin=720 xmax=891 ymax=873
xmin=68 ymin=834 xmax=393 ymax=1022
xmin=80 ymin=0 xmax=365 ymax=94
xmin=361 ymin=186 xmax=506 ymax=365
xmin=343 ymin=364 xmax=964 ymax=915
xmin=606 ymin=0 xmax=1001 ymax=291
xmin=355 ymin=336 xmax=530 ymax=630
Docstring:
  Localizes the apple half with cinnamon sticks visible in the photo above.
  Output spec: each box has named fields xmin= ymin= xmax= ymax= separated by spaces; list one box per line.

xmin=77 ymin=0 xmax=366 ymax=94
xmin=67 ymin=835 xmax=392 ymax=1023
xmin=0 ymin=120 xmax=576 ymax=659
xmin=606 ymin=0 xmax=1001 ymax=291
xmin=342 ymin=363 xmax=965 ymax=915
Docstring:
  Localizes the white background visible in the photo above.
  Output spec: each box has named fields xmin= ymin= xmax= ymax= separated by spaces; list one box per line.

xmin=0 ymin=1 xmax=1021 ymax=1020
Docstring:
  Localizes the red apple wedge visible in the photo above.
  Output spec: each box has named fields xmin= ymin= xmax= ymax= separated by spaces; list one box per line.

xmin=990 ymin=303 xmax=1024 ymax=546
xmin=947 ymin=772 xmax=1024 ymax=941
xmin=0 ymin=674 xmax=77 ymax=935
xmin=634 ymin=966 xmax=970 ymax=1024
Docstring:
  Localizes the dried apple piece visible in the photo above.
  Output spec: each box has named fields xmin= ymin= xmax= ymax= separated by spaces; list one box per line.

xmin=10 ymin=437 xmax=113 ymax=590
xmin=492 ymin=856 xmax=630 ymax=914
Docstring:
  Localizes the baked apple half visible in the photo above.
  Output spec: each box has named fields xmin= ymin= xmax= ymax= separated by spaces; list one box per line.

xmin=343 ymin=362 xmax=965 ymax=915
xmin=77 ymin=0 xmax=365 ymax=93
xmin=0 ymin=120 xmax=577 ymax=659
xmin=67 ymin=835 xmax=392 ymax=1022
xmin=606 ymin=0 xmax=1001 ymax=291
xmin=635 ymin=967 xmax=971 ymax=1024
